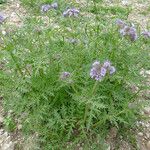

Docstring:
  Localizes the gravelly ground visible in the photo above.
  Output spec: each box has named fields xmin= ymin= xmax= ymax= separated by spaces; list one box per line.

xmin=0 ymin=0 xmax=150 ymax=150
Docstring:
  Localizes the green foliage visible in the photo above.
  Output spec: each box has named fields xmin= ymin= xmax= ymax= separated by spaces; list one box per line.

xmin=1 ymin=0 xmax=149 ymax=149
xmin=0 ymin=0 xmax=6 ymax=4
xmin=3 ymin=116 xmax=16 ymax=132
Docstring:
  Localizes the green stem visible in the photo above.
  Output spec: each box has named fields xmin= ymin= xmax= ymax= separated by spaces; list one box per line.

xmin=71 ymin=84 xmax=78 ymax=94
xmin=10 ymin=52 xmax=23 ymax=76
xmin=83 ymin=81 xmax=98 ymax=125
xmin=92 ymin=119 xmax=102 ymax=128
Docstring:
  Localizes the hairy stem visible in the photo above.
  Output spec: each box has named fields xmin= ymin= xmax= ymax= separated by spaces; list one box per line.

xmin=83 ymin=81 xmax=98 ymax=125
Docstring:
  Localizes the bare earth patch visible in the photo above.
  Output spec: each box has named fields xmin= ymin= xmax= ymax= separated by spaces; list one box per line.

xmin=0 ymin=0 xmax=26 ymax=27
xmin=128 ymin=0 xmax=150 ymax=30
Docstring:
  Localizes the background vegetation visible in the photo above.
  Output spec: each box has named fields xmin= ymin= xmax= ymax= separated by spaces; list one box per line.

xmin=1 ymin=0 xmax=150 ymax=149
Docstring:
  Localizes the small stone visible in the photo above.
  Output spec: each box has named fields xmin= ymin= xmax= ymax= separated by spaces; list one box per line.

xmin=122 ymin=0 xmax=128 ymax=5
xmin=66 ymin=145 xmax=69 ymax=148
xmin=6 ymin=136 xmax=11 ymax=142
xmin=145 ymin=70 xmax=150 ymax=75
xmin=16 ymin=3 xmax=20 ymax=8
xmin=8 ymin=110 xmax=13 ymax=114
xmin=0 ymin=129 xmax=4 ymax=135
xmin=138 ymin=132 xmax=143 ymax=136
xmin=0 ymin=116 xmax=4 ymax=123
xmin=144 ymin=107 xmax=150 ymax=115
xmin=11 ymin=12 xmax=16 ymax=17
xmin=145 ymin=124 xmax=150 ymax=128
xmin=17 ymin=124 xmax=22 ymax=130
xmin=141 ymin=122 xmax=145 ymax=126
xmin=147 ymin=141 xmax=150 ymax=149
xmin=107 ymin=145 xmax=111 ymax=150
xmin=4 ymin=132 xmax=8 ymax=137
xmin=2 ymin=30 xmax=6 ymax=35
xmin=146 ymin=133 xmax=150 ymax=138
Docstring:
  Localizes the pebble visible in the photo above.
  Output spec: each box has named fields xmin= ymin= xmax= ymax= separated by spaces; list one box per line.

xmin=146 ymin=133 xmax=150 ymax=139
xmin=146 ymin=124 xmax=150 ymax=128
xmin=144 ymin=107 xmax=150 ymax=115
xmin=8 ymin=110 xmax=13 ymax=114
xmin=138 ymin=132 xmax=143 ymax=136
xmin=3 ymin=132 xmax=8 ymax=137
xmin=122 ymin=0 xmax=128 ymax=6
xmin=0 ymin=116 xmax=4 ymax=123
xmin=16 ymin=3 xmax=20 ymax=8
xmin=1 ymin=30 xmax=6 ymax=35
xmin=0 ymin=129 xmax=4 ymax=135
xmin=107 ymin=145 xmax=111 ymax=150
xmin=145 ymin=70 xmax=150 ymax=75
xmin=17 ymin=124 xmax=22 ymax=130
xmin=147 ymin=141 xmax=150 ymax=149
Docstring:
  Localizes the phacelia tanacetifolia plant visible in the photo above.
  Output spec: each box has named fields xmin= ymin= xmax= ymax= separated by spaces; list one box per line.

xmin=1 ymin=4 xmax=149 ymax=149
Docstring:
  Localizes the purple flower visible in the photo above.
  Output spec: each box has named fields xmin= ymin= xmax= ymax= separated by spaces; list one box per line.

xmin=128 ymin=27 xmax=138 ymax=41
xmin=90 ymin=60 xmax=116 ymax=81
xmin=0 ymin=15 xmax=5 ymax=24
xmin=90 ymin=68 xmax=97 ymax=78
xmin=103 ymin=60 xmax=111 ymax=68
xmin=90 ymin=68 xmax=102 ymax=81
xmin=116 ymin=19 xmax=138 ymax=41
xmin=142 ymin=31 xmax=150 ymax=38
xmin=95 ymin=75 xmax=102 ymax=81
xmin=51 ymin=2 xmax=58 ymax=9
xmin=90 ymin=61 xmax=101 ymax=81
xmin=92 ymin=60 xmax=100 ymax=68
xmin=100 ymin=67 xmax=107 ymax=77
xmin=120 ymin=26 xmax=130 ymax=36
xmin=63 ymin=8 xmax=80 ymax=17
xmin=109 ymin=66 xmax=116 ymax=74
xmin=119 ymin=26 xmax=128 ymax=36
xmin=116 ymin=19 xmax=126 ymax=29
xmin=63 ymin=10 xmax=68 ymax=17
xmin=130 ymin=32 xmax=138 ymax=41
xmin=119 ymin=25 xmax=138 ymax=41
xmin=41 ymin=4 xmax=51 ymax=12
xmin=41 ymin=2 xmax=58 ymax=12
xmin=60 ymin=72 xmax=71 ymax=80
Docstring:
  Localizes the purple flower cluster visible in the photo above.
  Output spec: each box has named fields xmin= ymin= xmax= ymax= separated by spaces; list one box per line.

xmin=60 ymin=72 xmax=71 ymax=80
xmin=116 ymin=19 xmax=138 ymax=41
xmin=51 ymin=2 xmax=58 ymax=9
xmin=90 ymin=60 xmax=116 ymax=81
xmin=63 ymin=8 xmax=80 ymax=17
xmin=0 ymin=14 xmax=5 ymax=24
xmin=142 ymin=31 xmax=150 ymax=38
xmin=116 ymin=19 xmax=126 ymax=28
xmin=41 ymin=2 xmax=58 ymax=12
